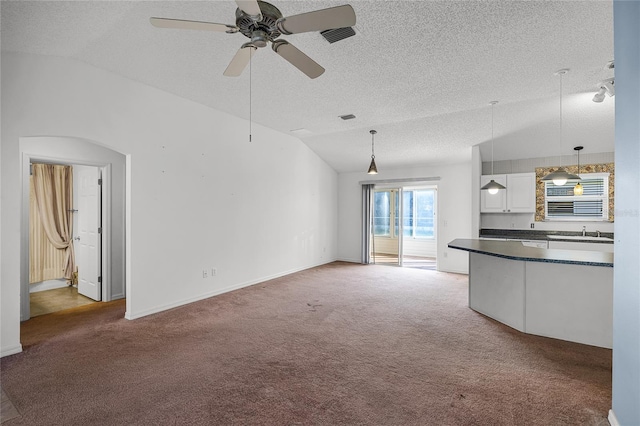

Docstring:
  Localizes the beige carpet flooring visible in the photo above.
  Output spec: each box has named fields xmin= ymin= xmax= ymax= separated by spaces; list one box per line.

xmin=1 ymin=262 xmax=611 ymax=425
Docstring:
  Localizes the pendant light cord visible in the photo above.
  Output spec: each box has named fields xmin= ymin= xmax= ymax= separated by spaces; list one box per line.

xmin=559 ymin=72 xmax=563 ymax=166
xmin=491 ymin=102 xmax=495 ymax=176
xmin=488 ymin=100 xmax=498 ymax=176
xmin=249 ymin=47 xmax=252 ymax=143
xmin=371 ymin=132 xmax=375 ymax=158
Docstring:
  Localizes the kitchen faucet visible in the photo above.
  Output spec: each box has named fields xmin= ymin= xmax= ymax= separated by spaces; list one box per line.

xmin=582 ymin=226 xmax=586 ymax=237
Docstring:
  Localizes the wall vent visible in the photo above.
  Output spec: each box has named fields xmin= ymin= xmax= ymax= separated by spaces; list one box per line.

xmin=321 ymin=27 xmax=356 ymax=44
xmin=339 ymin=114 xmax=356 ymax=120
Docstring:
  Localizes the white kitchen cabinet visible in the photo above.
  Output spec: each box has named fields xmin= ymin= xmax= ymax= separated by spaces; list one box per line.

xmin=480 ymin=175 xmax=507 ymax=212
xmin=481 ymin=173 xmax=536 ymax=213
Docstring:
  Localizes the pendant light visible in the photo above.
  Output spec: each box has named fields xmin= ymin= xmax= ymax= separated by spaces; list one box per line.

xmin=367 ymin=130 xmax=378 ymax=174
xmin=542 ymin=69 xmax=581 ymax=186
xmin=573 ymin=146 xmax=584 ymax=195
xmin=481 ymin=101 xmax=506 ymax=194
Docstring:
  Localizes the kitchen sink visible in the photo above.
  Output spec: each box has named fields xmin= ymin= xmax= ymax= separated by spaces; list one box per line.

xmin=547 ymin=235 xmax=613 ymax=242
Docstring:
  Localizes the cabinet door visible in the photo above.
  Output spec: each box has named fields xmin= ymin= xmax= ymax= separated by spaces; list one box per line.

xmin=480 ymin=175 xmax=507 ymax=212
xmin=506 ymin=173 xmax=536 ymax=213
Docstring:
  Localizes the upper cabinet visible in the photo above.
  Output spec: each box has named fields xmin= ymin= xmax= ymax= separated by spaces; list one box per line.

xmin=481 ymin=172 xmax=536 ymax=213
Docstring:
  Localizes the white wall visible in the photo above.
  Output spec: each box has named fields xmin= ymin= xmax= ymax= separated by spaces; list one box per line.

xmin=611 ymin=1 xmax=640 ymax=424
xmin=1 ymin=52 xmax=338 ymax=357
xmin=337 ymin=162 xmax=472 ymax=274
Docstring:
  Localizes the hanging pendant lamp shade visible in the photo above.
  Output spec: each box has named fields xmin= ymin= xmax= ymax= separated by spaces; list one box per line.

xmin=481 ymin=179 xmax=506 ymax=194
xmin=542 ymin=69 xmax=581 ymax=186
xmin=367 ymin=157 xmax=378 ymax=174
xmin=541 ymin=168 xmax=580 ymax=186
xmin=367 ymin=130 xmax=378 ymax=174
xmin=481 ymin=101 xmax=506 ymax=194
xmin=573 ymin=146 xmax=584 ymax=195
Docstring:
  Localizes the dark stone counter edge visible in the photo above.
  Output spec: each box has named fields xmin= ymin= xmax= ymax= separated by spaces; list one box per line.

xmin=479 ymin=229 xmax=614 ymax=243
xmin=448 ymin=240 xmax=613 ymax=268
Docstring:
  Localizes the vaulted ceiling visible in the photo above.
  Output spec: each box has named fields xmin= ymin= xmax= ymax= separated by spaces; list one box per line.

xmin=1 ymin=1 xmax=615 ymax=172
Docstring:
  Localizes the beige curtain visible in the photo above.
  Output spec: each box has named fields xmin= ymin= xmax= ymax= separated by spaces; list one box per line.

xmin=31 ymin=164 xmax=75 ymax=281
xmin=29 ymin=176 xmax=68 ymax=283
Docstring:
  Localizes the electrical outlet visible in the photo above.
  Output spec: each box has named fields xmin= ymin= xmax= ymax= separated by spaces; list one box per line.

xmin=202 ymin=270 xmax=208 ymax=278
xmin=211 ymin=268 xmax=217 ymax=276
xmin=531 ymin=223 xmax=535 ymax=229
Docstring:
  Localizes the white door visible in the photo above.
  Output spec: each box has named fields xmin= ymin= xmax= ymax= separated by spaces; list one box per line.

xmin=77 ymin=166 xmax=101 ymax=301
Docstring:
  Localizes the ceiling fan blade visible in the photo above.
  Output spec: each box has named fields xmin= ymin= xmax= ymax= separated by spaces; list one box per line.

xmin=272 ymin=40 xmax=324 ymax=79
xmin=150 ymin=17 xmax=238 ymax=33
xmin=277 ymin=5 xmax=356 ymax=35
xmin=235 ymin=0 xmax=262 ymax=19
xmin=223 ymin=44 xmax=257 ymax=77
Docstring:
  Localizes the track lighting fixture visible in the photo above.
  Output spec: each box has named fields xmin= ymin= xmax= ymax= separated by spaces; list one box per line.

xmin=367 ymin=130 xmax=378 ymax=174
xmin=481 ymin=101 xmax=506 ymax=194
xmin=592 ymin=78 xmax=615 ymax=103
xmin=542 ymin=69 xmax=580 ymax=186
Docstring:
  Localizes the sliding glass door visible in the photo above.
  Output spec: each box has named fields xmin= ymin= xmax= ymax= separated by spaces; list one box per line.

xmin=401 ymin=187 xmax=437 ymax=270
xmin=371 ymin=186 xmax=437 ymax=269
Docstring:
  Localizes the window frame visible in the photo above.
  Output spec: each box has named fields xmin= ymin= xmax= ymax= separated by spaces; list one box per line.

xmin=544 ymin=172 xmax=610 ymax=221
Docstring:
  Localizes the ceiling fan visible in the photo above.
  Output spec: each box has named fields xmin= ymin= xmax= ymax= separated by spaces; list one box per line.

xmin=150 ymin=0 xmax=356 ymax=79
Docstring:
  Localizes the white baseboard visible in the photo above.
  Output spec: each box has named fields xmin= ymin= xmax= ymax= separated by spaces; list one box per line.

xmin=125 ymin=259 xmax=337 ymax=320
xmin=439 ymin=267 xmax=469 ymax=275
xmin=337 ymin=257 xmax=361 ymax=264
xmin=608 ymin=409 xmax=619 ymax=426
xmin=30 ymin=279 xmax=67 ymax=293
xmin=1 ymin=344 xmax=23 ymax=358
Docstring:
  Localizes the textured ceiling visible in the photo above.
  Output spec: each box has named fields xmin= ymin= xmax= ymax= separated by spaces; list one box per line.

xmin=1 ymin=0 xmax=615 ymax=172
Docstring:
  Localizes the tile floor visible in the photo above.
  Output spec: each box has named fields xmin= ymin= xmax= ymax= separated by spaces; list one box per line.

xmin=29 ymin=286 xmax=96 ymax=317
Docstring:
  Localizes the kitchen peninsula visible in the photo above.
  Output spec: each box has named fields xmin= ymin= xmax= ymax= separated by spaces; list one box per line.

xmin=448 ymin=239 xmax=613 ymax=348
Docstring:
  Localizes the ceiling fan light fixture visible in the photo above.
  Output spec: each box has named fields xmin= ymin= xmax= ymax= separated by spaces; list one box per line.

xmin=367 ymin=130 xmax=378 ymax=175
xmin=150 ymin=0 xmax=356 ymax=79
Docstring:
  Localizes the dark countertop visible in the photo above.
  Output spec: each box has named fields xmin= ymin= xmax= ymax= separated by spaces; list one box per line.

xmin=448 ymin=238 xmax=613 ymax=267
xmin=479 ymin=229 xmax=614 ymax=244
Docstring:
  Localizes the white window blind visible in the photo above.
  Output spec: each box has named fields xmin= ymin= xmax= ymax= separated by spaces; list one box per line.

xmin=544 ymin=173 xmax=609 ymax=221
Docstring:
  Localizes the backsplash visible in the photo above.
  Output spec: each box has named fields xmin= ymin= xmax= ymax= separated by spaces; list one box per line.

xmin=481 ymin=213 xmax=615 ymax=233
xmin=534 ymin=163 xmax=615 ymax=222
